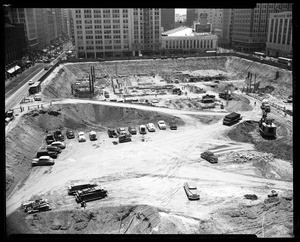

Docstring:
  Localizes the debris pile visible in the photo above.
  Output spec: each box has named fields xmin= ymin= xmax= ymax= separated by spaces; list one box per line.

xmin=230 ymin=151 xmax=274 ymax=164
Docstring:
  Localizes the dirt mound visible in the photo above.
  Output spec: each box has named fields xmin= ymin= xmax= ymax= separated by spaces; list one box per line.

xmin=216 ymin=196 xmax=293 ymax=237
xmin=226 ymin=94 xmax=253 ymax=112
xmin=226 ymin=121 xmax=293 ymax=161
xmin=6 ymin=204 xmax=161 ymax=234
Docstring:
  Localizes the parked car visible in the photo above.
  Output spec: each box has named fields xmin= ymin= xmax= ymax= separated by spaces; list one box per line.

xmin=78 ymin=132 xmax=86 ymax=142
xmin=146 ymin=123 xmax=156 ymax=132
xmin=169 ymin=123 xmax=177 ymax=130
xmin=66 ymin=130 xmax=75 ymax=139
xmin=28 ymin=79 xmax=34 ymax=85
xmin=89 ymin=131 xmax=97 ymax=141
xmin=183 ymin=182 xmax=200 ymax=200
xmin=107 ymin=128 xmax=118 ymax=138
xmin=45 ymin=145 xmax=61 ymax=153
xmin=36 ymin=150 xmax=58 ymax=159
xmin=200 ymin=151 xmax=218 ymax=164
xmin=139 ymin=125 xmax=147 ymax=134
xmin=54 ymin=130 xmax=65 ymax=141
xmin=157 ymin=120 xmax=167 ymax=130
xmin=117 ymin=127 xmax=126 ymax=135
xmin=32 ymin=156 xmax=55 ymax=166
xmin=34 ymin=94 xmax=42 ymax=101
xmin=51 ymin=141 xmax=66 ymax=149
xmin=128 ymin=126 xmax=137 ymax=135
xmin=118 ymin=133 xmax=132 ymax=143
xmin=45 ymin=134 xmax=55 ymax=144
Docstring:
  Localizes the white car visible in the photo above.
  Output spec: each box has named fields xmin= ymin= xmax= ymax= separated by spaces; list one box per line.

xmin=157 ymin=120 xmax=167 ymax=130
xmin=146 ymin=123 xmax=156 ymax=132
xmin=78 ymin=132 xmax=86 ymax=142
xmin=51 ymin=141 xmax=66 ymax=149
xmin=28 ymin=79 xmax=34 ymax=85
xmin=32 ymin=156 xmax=55 ymax=166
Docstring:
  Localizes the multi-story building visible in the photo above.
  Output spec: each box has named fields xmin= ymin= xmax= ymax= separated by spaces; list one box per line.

xmin=8 ymin=8 xmax=38 ymax=50
xmin=186 ymin=9 xmax=197 ymax=27
xmin=266 ymin=11 xmax=292 ymax=58
xmin=5 ymin=21 xmax=27 ymax=66
xmin=161 ymin=18 xmax=218 ymax=54
xmin=72 ymin=8 xmax=161 ymax=58
xmin=194 ymin=9 xmax=223 ymax=31
xmin=61 ymin=8 xmax=70 ymax=36
xmin=231 ymin=3 xmax=292 ymax=53
xmin=161 ymin=8 xmax=175 ymax=32
xmin=221 ymin=9 xmax=232 ymax=45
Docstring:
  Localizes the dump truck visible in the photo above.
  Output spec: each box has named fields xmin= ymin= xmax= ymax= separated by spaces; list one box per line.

xmin=223 ymin=112 xmax=242 ymax=125
xmin=21 ymin=199 xmax=51 ymax=214
xmin=75 ymin=187 xmax=108 ymax=203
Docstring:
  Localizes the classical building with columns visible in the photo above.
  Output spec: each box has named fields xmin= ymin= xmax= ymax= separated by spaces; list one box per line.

xmin=266 ymin=11 xmax=292 ymax=58
xmin=161 ymin=14 xmax=218 ymax=54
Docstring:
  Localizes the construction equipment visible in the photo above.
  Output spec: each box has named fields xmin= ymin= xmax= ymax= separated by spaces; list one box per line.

xmin=21 ymin=199 xmax=51 ymax=214
xmin=261 ymin=99 xmax=271 ymax=113
xmin=67 ymin=183 xmax=98 ymax=195
xmin=219 ymin=90 xmax=232 ymax=100
xmin=201 ymin=94 xmax=215 ymax=103
xmin=223 ymin=112 xmax=242 ymax=126
xmin=5 ymin=109 xmax=14 ymax=125
xmin=259 ymin=110 xmax=276 ymax=137
xmin=75 ymin=186 xmax=108 ymax=203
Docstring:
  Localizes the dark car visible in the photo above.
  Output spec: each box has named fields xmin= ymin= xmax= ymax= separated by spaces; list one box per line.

xmin=116 ymin=127 xmax=126 ymax=135
xmin=36 ymin=149 xmax=58 ymax=159
xmin=107 ymin=128 xmax=118 ymax=138
xmin=170 ymin=123 xmax=177 ymax=130
xmin=54 ymin=130 xmax=65 ymax=141
xmin=66 ymin=130 xmax=75 ymax=139
xmin=128 ymin=126 xmax=137 ymax=135
xmin=200 ymin=151 xmax=218 ymax=164
xmin=45 ymin=134 xmax=55 ymax=144
xmin=46 ymin=145 xmax=61 ymax=153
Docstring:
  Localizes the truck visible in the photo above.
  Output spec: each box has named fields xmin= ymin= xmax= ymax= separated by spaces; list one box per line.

xmin=118 ymin=133 xmax=132 ymax=143
xmin=21 ymin=198 xmax=51 ymax=214
xmin=67 ymin=183 xmax=98 ymax=195
xmin=219 ymin=90 xmax=232 ymax=100
xmin=259 ymin=111 xmax=276 ymax=137
xmin=223 ymin=112 xmax=242 ymax=126
xmin=54 ymin=130 xmax=65 ymax=141
xmin=75 ymin=187 xmax=108 ymax=203
xmin=29 ymin=82 xmax=41 ymax=95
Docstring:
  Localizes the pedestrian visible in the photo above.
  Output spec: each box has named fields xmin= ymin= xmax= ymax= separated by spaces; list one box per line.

xmin=254 ymin=101 xmax=256 ymax=106
xmin=81 ymin=201 xmax=86 ymax=209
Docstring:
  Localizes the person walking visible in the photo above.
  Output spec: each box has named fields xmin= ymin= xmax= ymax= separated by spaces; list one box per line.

xmin=254 ymin=101 xmax=256 ymax=106
xmin=81 ymin=201 xmax=86 ymax=209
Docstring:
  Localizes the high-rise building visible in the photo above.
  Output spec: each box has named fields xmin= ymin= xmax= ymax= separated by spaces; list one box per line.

xmin=61 ymin=8 xmax=70 ymax=36
xmin=8 ymin=8 xmax=38 ymax=50
xmin=231 ymin=3 xmax=292 ymax=52
xmin=195 ymin=9 xmax=223 ymax=31
xmin=161 ymin=8 xmax=175 ymax=32
xmin=266 ymin=11 xmax=292 ymax=57
xmin=221 ymin=9 xmax=232 ymax=45
xmin=5 ymin=21 xmax=27 ymax=66
xmin=186 ymin=9 xmax=197 ymax=27
xmin=72 ymin=8 xmax=161 ymax=58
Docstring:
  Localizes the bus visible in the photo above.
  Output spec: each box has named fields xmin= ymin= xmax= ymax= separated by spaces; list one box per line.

xmin=253 ymin=52 xmax=266 ymax=58
xmin=277 ymin=57 xmax=292 ymax=66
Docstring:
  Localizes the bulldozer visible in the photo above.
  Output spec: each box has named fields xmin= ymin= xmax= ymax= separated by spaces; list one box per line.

xmin=259 ymin=110 xmax=276 ymax=138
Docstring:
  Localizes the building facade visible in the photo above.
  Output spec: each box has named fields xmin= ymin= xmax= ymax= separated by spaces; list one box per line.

xmin=161 ymin=8 xmax=175 ymax=32
xmin=221 ymin=9 xmax=232 ymax=45
xmin=72 ymin=8 xmax=161 ymax=58
xmin=195 ymin=9 xmax=223 ymax=31
xmin=231 ymin=3 xmax=293 ymax=53
xmin=266 ymin=11 xmax=292 ymax=57
xmin=186 ymin=9 xmax=197 ymax=27
xmin=5 ymin=22 xmax=27 ymax=66
xmin=161 ymin=24 xmax=218 ymax=54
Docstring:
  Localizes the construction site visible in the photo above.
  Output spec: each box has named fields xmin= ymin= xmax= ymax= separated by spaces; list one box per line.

xmin=6 ymin=56 xmax=293 ymax=236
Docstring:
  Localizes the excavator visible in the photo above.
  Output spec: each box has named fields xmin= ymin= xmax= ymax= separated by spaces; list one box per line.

xmin=259 ymin=109 xmax=276 ymax=138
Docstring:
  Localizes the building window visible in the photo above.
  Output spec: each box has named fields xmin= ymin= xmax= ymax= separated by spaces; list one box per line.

xmin=287 ymin=20 xmax=292 ymax=45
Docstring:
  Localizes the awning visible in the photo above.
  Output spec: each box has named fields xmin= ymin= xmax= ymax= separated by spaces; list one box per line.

xmin=7 ymin=65 xmax=20 ymax=74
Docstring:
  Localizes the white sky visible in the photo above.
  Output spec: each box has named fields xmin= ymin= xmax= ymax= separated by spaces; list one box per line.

xmin=175 ymin=8 xmax=186 ymax=15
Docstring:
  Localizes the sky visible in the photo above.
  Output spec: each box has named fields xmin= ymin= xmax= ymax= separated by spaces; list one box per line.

xmin=175 ymin=8 xmax=186 ymax=15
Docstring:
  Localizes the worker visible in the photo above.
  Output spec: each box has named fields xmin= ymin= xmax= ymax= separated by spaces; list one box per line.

xmin=81 ymin=201 xmax=86 ymax=209
xmin=254 ymin=101 xmax=256 ymax=106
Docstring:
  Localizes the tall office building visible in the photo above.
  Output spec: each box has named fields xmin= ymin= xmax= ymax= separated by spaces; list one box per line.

xmin=161 ymin=8 xmax=175 ymax=32
xmin=231 ymin=3 xmax=292 ymax=52
xmin=186 ymin=9 xmax=197 ymax=27
xmin=194 ymin=9 xmax=223 ymax=31
xmin=266 ymin=11 xmax=292 ymax=57
xmin=8 ymin=8 xmax=38 ymax=50
xmin=221 ymin=9 xmax=232 ymax=44
xmin=72 ymin=8 xmax=161 ymax=58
